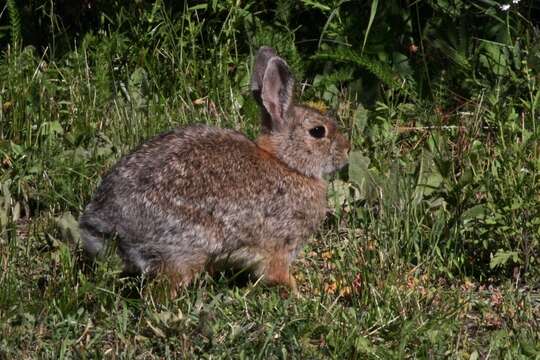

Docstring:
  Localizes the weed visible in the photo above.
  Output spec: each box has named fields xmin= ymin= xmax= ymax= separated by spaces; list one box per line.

xmin=0 ymin=0 xmax=538 ymax=357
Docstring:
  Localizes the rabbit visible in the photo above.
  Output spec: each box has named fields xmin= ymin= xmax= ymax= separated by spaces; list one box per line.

xmin=79 ymin=47 xmax=350 ymax=293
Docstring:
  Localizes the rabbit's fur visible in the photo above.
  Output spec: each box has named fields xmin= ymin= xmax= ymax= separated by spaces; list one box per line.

xmin=80 ymin=47 xmax=350 ymax=291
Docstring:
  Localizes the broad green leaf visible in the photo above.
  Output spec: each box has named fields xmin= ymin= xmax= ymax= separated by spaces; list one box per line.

xmin=462 ymin=204 xmax=487 ymax=222
xmin=348 ymin=151 xmax=375 ymax=201
xmin=328 ymin=179 xmax=351 ymax=212
xmin=413 ymin=150 xmax=443 ymax=204
xmin=328 ymin=179 xmax=361 ymax=216
xmin=353 ymin=104 xmax=368 ymax=133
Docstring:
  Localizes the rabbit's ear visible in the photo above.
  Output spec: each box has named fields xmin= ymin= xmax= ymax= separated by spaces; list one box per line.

xmin=251 ymin=47 xmax=279 ymax=132
xmin=251 ymin=47 xmax=277 ymax=100
xmin=260 ymin=57 xmax=294 ymax=132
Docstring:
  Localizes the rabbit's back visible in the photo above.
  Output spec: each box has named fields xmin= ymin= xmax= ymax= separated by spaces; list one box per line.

xmin=81 ymin=125 xmax=326 ymax=273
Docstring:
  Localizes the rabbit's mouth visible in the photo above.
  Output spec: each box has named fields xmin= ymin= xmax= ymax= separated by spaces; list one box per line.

xmin=322 ymin=155 xmax=349 ymax=176
xmin=335 ymin=157 xmax=350 ymax=172
xmin=324 ymin=163 xmax=349 ymax=182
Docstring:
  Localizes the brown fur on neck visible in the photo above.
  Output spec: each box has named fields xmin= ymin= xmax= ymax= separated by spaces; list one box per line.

xmin=255 ymin=134 xmax=278 ymax=158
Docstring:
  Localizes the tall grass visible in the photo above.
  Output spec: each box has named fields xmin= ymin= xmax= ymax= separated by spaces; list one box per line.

xmin=0 ymin=0 xmax=539 ymax=357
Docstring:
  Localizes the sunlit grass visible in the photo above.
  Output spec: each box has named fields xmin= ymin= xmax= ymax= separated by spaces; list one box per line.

xmin=0 ymin=2 xmax=539 ymax=357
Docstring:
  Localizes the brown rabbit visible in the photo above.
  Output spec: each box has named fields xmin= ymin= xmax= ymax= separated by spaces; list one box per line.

xmin=79 ymin=47 xmax=350 ymax=293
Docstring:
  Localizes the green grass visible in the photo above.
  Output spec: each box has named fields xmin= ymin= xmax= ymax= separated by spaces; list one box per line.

xmin=1 ymin=2 xmax=539 ymax=358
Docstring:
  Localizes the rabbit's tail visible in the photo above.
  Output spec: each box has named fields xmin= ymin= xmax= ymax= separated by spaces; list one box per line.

xmin=79 ymin=212 xmax=113 ymax=257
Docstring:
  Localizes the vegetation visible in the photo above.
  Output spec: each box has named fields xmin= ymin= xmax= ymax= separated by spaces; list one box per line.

xmin=1 ymin=0 xmax=539 ymax=357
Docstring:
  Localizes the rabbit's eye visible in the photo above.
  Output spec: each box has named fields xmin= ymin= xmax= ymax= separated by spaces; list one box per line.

xmin=309 ymin=126 xmax=326 ymax=139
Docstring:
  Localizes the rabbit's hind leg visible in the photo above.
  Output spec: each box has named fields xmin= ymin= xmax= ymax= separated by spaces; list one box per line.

xmin=257 ymin=249 xmax=298 ymax=294
xmin=159 ymin=254 xmax=208 ymax=298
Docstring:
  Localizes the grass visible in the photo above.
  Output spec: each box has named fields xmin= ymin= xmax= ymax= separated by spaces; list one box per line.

xmin=1 ymin=2 xmax=539 ymax=358
xmin=1 ymin=226 xmax=538 ymax=358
